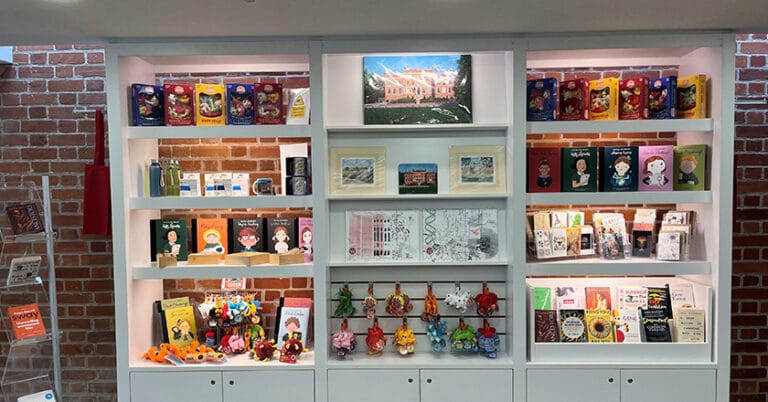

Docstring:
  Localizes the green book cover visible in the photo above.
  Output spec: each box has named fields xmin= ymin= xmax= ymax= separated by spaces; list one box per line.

xmin=561 ymin=146 xmax=598 ymax=192
xmin=533 ymin=287 xmax=552 ymax=310
xmin=673 ymin=144 xmax=707 ymax=191
xmin=150 ymin=219 xmax=189 ymax=261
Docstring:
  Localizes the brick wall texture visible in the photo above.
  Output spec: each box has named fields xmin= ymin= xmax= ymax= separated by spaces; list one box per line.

xmin=0 ymin=35 xmax=765 ymax=401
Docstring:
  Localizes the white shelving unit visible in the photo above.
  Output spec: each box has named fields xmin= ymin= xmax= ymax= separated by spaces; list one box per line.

xmin=107 ymin=32 xmax=733 ymax=402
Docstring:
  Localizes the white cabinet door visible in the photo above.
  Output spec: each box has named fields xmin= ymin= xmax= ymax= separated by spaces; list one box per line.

xmin=527 ymin=369 xmax=620 ymax=402
xmin=621 ymin=369 xmax=716 ymax=402
xmin=223 ymin=370 xmax=314 ymax=401
xmin=328 ymin=369 xmax=420 ymax=402
xmin=420 ymin=369 xmax=513 ymax=402
xmin=130 ymin=371 xmax=223 ymax=402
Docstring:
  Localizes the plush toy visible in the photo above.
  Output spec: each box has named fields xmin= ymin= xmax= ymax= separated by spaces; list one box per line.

xmin=475 ymin=283 xmax=499 ymax=317
xmin=229 ymin=333 xmax=246 ymax=354
xmin=385 ymin=283 xmax=413 ymax=317
xmin=204 ymin=331 xmax=216 ymax=348
xmin=334 ymin=284 xmax=356 ymax=318
xmin=279 ymin=333 xmax=305 ymax=364
xmin=394 ymin=318 xmax=416 ymax=356
xmin=476 ymin=319 xmax=500 ymax=358
xmin=421 ymin=284 xmax=439 ymax=322
xmin=427 ymin=314 xmax=447 ymax=352
xmin=250 ymin=338 xmax=277 ymax=362
xmin=365 ymin=318 xmax=387 ymax=355
xmin=332 ymin=319 xmax=357 ymax=358
xmin=361 ymin=283 xmax=378 ymax=320
xmin=450 ymin=318 xmax=478 ymax=353
xmin=143 ymin=343 xmax=182 ymax=364
xmin=445 ymin=284 xmax=474 ymax=314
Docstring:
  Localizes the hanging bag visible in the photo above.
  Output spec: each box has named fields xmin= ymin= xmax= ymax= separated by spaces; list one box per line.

xmin=82 ymin=109 xmax=111 ymax=236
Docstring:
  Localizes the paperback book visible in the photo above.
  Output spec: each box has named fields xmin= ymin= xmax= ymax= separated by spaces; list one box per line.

xmin=534 ymin=310 xmax=559 ymax=342
xmin=555 ymin=286 xmax=585 ymax=310
xmin=533 ymin=287 xmax=552 ymax=310
xmin=526 ymin=147 xmax=561 ymax=193
xmin=559 ymin=309 xmax=587 ymax=342
xmin=673 ymin=308 xmax=705 ymax=343
xmin=164 ymin=304 xmax=197 ymax=349
xmin=7 ymin=303 xmax=46 ymax=340
xmin=585 ymin=309 xmax=614 ymax=343
xmin=638 ymin=307 xmax=672 ymax=342
xmin=561 ymin=146 xmax=598 ymax=192
xmin=615 ymin=286 xmax=647 ymax=343
xmin=5 ymin=202 xmax=45 ymax=236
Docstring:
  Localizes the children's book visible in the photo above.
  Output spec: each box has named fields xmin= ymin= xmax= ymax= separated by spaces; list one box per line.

xmin=677 ymin=74 xmax=707 ymax=119
xmin=619 ymin=77 xmax=649 ymax=120
xmin=422 ymin=209 xmax=498 ymax=262
xmin=600 ymin=146 xmax=638 ymax=192
xmin=673 ymin=144 xmax=707 ymax=191
xmin=346 ymin=210 xmax=420 ymax=262
xmin=150 ymin=219 xmax=189 ymax=262
xmin=228 ymin=217 xmax=266 ymax=253
xmin=255 ymin=83 xmax=284 ymax=124
xmin=7 ymin=303 xmax=46 ymax=340
xmin=527 ymin=78 xmax=557 ymax=121
xmin=526 ymin=147 xmax=561 ymax=193
xmin=164 ymin=84 xmax=195 ymax=126
xmin=561 ymin=146 xmax=598 ymax=192
xmin=649 ymin=76 xmax=678 ymax=119
xmin=164 ymin=304 xmax=197 ymax=349
xmin=226 ymin=83 xmax=255 ymax=125
xmin=298 ymin=217 xmax=313 ymax=262
xmin=534 ymin=310 xmax=559 ymax=342
xmin=191 ymin=218 xmax=229 ymax=259
xmin=131 ymin=83 xmax=164 ymax=126
xmin=559 ymin=309 xmax=587 ymax=342
xmin=559 ymin=79 xmax=589 ymax=121
xmin=195 ymin=83 xmax=225 ymax=126
xmin=638 ymin=145 xmax=674 ymax=191
xmin=588 ymin=78 xmax=619 ymax=120
xmin=275 ymin=297 xmax=312 ymax=350
xmin=266 ymin=217 xmax=298 ymax=254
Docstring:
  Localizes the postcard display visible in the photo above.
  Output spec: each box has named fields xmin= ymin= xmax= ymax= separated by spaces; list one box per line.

xmin=106 ymin=34 xmax=734 ymax=402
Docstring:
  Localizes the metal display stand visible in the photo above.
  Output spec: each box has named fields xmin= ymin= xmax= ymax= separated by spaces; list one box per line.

xmin=0 ymin=177 xmax=61 ymax=400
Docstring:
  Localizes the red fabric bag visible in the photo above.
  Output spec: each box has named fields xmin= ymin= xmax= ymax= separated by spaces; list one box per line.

xmin=82 ymin=109 xmax=111 ymax=236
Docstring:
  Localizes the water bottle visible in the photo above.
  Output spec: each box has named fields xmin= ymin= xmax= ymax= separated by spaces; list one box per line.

xmin=149 ymin=159 xmax=163 ymax=197
xmin=165 ymin=159 xmax=181 ymax=196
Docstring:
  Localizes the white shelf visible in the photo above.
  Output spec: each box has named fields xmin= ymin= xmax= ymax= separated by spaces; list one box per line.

xmin=527 ymin=118 xmax=713 ymax=134
xmin=129 ymin=196 xmax=312 ymax=210
xmin=526 ymin=191 xmax=712 ymax=205
xmin=129 ymin=350 xmax=315 ymax=371
xmin=132 ymin=262 xmax=313 ymax=279
xmin=326 ymin=123 xmax=509 ymax=133
xmin=526 ymin=259 xmax=710 ymax=276
xmin=126 ymin=125 xmax=311 ymax=139
xmin=328 ymin=261 xmax=509 ymax=267
xmin=327 ymin=193 xmax=508 ymax=201
xmin=327 ymin=352 xmax=513 ymax=369
xmin=529 ymin=342 xmax=711 ymax=363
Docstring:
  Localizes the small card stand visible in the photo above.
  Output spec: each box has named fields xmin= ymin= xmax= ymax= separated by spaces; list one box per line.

xmin=156 ymin=253 xmax=177 ymax=268
xmin=269 ymin=248 xmax=305 ymax=265
xmin=187 ymin=253 xmax=221 ymax=265
xmin=224 ymin=252 xmax=270 ymax=266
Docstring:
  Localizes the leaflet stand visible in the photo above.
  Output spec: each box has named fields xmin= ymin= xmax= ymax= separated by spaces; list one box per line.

xmin=0 ymin=177 xmax=61 ymax=401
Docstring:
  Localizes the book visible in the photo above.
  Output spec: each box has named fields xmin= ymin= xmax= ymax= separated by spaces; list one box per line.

xmin=677 ymin=74 xmax=707 ymax=119
xmin=275 ymin=297 xmax=312 ymax=350
xmin=638 ymin=145 xmax=674 ymax=191
xmin=585 ymin=309 xmax=614 ymax=343
xmin=559 ymin=78 xmax=589 ymax=121
xmin=255 ymin=83 xmax=284 ymax=124
xmin=7 ymin=303 xmax=46 ymax=340
xmin=649 ymin=76 xmax=678 ymax=119
xmin=533 ymin=287 xmax=552 ymax=310
xmin=670 ymin=283 xmax=696 ymax=309
xmin=585 ymin=287 xmax=612 ymax=310
xmin=534 ymin=310 xmax=559 ymax=342
xmin=150 ymin=219 xmax=189 ymax=262
xmin=615 ymin=286 xmax=648 ymax=343
xmin=298 ymin=217 xmax=313 ymax=262
xmin=398 ymin=163 xmax=438 ymax=194
xmin=673 ymin=308 xmax=705 ymax=343
xmin=267 ymin=217 xmax=298 ymax=254
xmin=673 ymin=144 xmax=707 ymax=191
xmin=646 ymin=284 xmax=673 ymax=319
xmin=556 ymin=286 xmax=585 ymax=310
xmin=593 ymin=212 xmax=628 ymax=257
xmin=191 ymin=218 xmax=229 ymax=259
xmin=422 ymin=209 xmax=498 ymax=262
xmin=631 ymin=230 xmax=653 ymax=257
xmin=657 ymin=231 xmax=684 ymax=261
xmin=228 ymin=217 xmax=266 ymax=253
xmin=164 ymin=304 xmax=197 ymax=349
xmin=561 ymin=146 xmax=598 ymax=192
xmin=226 ymin=83 xmax=254 ymax=125
xmin=601 ymin=231 xmax=624 ymax=260
xmin=588 ymin=77 xmax=619 ymax=120
xmin=550 ymin=227 xmax=567 ymax=257
xmin=566 ymin=227 xmax=581 ymax=256
xmin=164 ymin=84 xmax=195 ymax=126
xmin=286 ymin=88 xmax=311 ymax=125
xmin=131 ymin=83 xmax=164 ymax=126
xmin=638 ymin=307 xmax=672 ymax=342
xmin=618 ymin=77 xmax=649 ymax=120
xmin=6 ymin=255 xmax=42 ymax=287
xmin=195 ymin=83 xmax=225 ymax=126
xmin=559 ymin=309 xmax=587 ymax=342
xmin=5 ymin=202 xmax=45 ymax=236
xmin=526 ymin=147 xmax=561 ymax=193
xmin=526 ymin=78 xmax=557 ymax=121
xmin=17 ymin=390 xmax=56 ymax=402
xmin=600 ymin=146 xmax=638 ymax=192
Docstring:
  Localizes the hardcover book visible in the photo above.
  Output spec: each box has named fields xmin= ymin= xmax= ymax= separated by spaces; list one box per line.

xmin=195 ymin=83 xmax=226 ymax=126
xmin=618 ymin=77 xmax=649 ymax=120
xmin=298 ymin=217 xmax=313 ymax=262
xmin=670 ymin=283 xmax=696 ymax=309
xmin=648 ymin=76 xmax=678 ymax=119
xmin=561 ymin=146 xmax=598 ymax=192
xmin=559 ymin=309 xmax=587 ymax=342
xmin=526 ymin=147 xmax=562 ymax=193
xmin=673 ymin=308 xmax=705 ymax=343
xmin=600 ymin=146 xmax=639 ymax=192
xmin=346 ymin=210 xmax=420 ymax=262
xmin=638 ymin=307 xmax=672 ymax=342
xmin=559 ymin=79 xmax=589 ymax=121
xmin=131 ymin=83 xmax=164 ymax=126
xmin=7 ymin=303 xmax=46 ymax=340
xmin=422 ymin=209 xmax=498 ymax=262
xmin=226 ymin=83 xmax=255 ymax=125
xmin=275 ymin=297 xmax=312 ymax=350
xmin=150 ymin=219 xmax=189 ymax=262
xmin=646 ymin=284 xmax=673 ymax=319
xmin=164 ymin=304 xmax=197 ymax=349
xmin=533 ymin=287 xmax=552 ymax=310
xmin=585 ymin=309 xmax=614 ymax=343
xmin=164 ymin=84 xmax=195 ymax=126
xmin=556 ymin=286 xmax=585 ymax=310
xmin=255 ymin=83 xmax=283 ymax=124
xmin=266 ymin=217 xmax=298 ymax=254
xmin=5 ymin=202 xmax=45 ymax=236
xmin=228 ymin=217 xmax=266 ymax=253
xmin=527 ymin=78 xmax=557 ymax=121
xmin=638 ymin=145 xmax=674 ymax=191
xmin=673 ymin=144 xmax=707 ymax=191
xmin=585 ymin=287 xmax=612 ymax=310
xmin=534 ymin=310 xmax=559 ymax=342
xmin=191 ymin=218 xmax=229 ymax=259
xmin=615 ymin=286 xmax=648 ymax=343
xmin=588 ymin=77 xmax=619 ymax=120
xmin=677 ymin=74 xmax=707 ymax=119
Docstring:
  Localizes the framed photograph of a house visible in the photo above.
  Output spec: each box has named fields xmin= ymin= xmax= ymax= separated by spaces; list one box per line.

xmin=363 ymin=54 xmax=472 ymax=125
xmin=448 ymin=145 xmax=506 ymax=194
xmin=329 ymin=147 xmax=386 ymax=195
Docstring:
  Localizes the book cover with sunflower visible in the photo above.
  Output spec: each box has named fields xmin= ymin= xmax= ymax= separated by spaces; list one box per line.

xmin=585 ymin=309 xmax=614 ymax=342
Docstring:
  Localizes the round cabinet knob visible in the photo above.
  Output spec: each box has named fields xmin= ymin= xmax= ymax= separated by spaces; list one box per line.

xmin=608 ymin=378 xmax=614 ymax=383
xmin=627 ymin=378 xmax=634 ymax=384
xmin=210 ymin=380 xmax=216 ymax=385
xmin=229 ymin=380 xmax=235 ymax=385
xmin=408 ymin=378 xmax=414 ymax=383
xmin=426 ymin=378 xmax=432 ymax=384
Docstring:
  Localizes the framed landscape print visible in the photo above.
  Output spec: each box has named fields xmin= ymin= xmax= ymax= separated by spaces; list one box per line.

xmin=329 ymin=147 xmax=386 ymax=195
xmin=448 ymin=145 xmax=506 ymax=194
xmin=363 ymin=54 xmax=472 ymax=124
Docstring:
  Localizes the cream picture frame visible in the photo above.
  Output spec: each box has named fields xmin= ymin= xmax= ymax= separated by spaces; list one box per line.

xmin=329 ymin=147 xmax=386 ymax=195
xmin=448 ymin=145 xmax=506 ymax=194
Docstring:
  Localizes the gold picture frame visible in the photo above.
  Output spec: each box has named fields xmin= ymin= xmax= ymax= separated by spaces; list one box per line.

xmin=449 ymin=145 xmax=506 ymax=194
xmin=329 ymin=147 xmax=386 ymax=195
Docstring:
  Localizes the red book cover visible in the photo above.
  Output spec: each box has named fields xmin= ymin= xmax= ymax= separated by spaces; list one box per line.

xmin=527 ymin=147 xmax=562 ymax=193
xmin=164 ymin=84 xmax=195 ymax=126
xmin=255 ymin=83 xmax=284 ymax=124
xmin=585 ymin=287 xmax=612 ymax=311
xmin=5 ymin=203 xmax=45 ymax=235
xmin=7 ymin=303 xmax=46 ymax=340
xmin=559 ymin=79 xmax=589 ymax=121
xmin=619 ymin=77 xmax=649 ymax=120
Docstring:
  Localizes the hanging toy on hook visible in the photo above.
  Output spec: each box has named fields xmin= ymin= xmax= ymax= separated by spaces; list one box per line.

xmin=427 ymin=314 xmax=447 ymax=352
xmin=361 ymin=283 xmax=378 ymax=320
xmin=394 ymin=317 xmax=416 ymax=356
xmin=365 ymin=318 xmax=387 ymax=355
xmin=476 ymin=318 xmax=500 ymax=358
xmin=333 ymin=318 xmax=357 ymax=359
xmin=475 ymin=282 xmax=499 ymax=317
xmin=445 ymin=282 xmax=474 ymax=314
xmin=334 ymin=283 xmax=356 ymax=318
xmin=450 ymin=317 xmax=478 ymax=353
xmin=421 ymin=282 xmax=438 ymax=322
xmin=385 ymin=282 xmax=413 ymax=317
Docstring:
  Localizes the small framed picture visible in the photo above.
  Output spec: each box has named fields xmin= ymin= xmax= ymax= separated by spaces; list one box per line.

xmin=329 ymin=147 xmax=386 ymax=195
xmin=398 ymin=163 xmax=438 ymax=194
xmin=448 ymin=145 xmax=506 ymax=194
